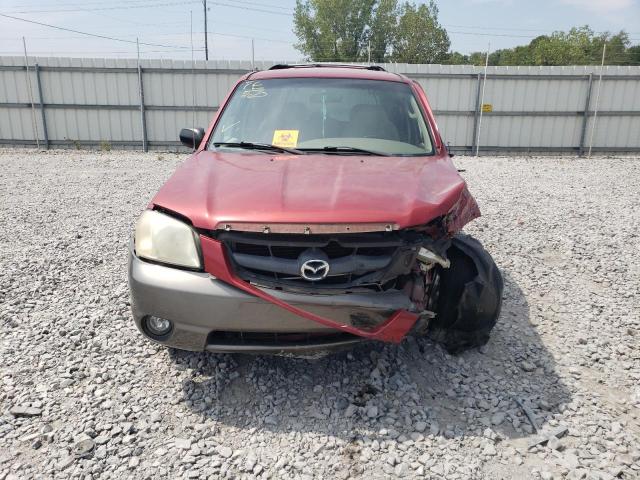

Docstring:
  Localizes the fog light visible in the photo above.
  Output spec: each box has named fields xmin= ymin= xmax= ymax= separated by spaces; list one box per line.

xmin=145 ymin=316 xmax=173 ymax=337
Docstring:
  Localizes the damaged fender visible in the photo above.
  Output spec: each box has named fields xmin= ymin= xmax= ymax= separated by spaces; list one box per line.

xmin=445 ymin=186 xmax=481 ymax=236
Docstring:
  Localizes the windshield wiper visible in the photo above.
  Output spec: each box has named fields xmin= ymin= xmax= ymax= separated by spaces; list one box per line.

xmin=298 ymin=146 xmax=389 ymax=156
xmin=213 ymin=141 xmax=302 ymax=155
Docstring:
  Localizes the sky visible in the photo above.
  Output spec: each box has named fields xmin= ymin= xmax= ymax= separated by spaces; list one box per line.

xmin=0 ymin=0 xmax=639 ymax=61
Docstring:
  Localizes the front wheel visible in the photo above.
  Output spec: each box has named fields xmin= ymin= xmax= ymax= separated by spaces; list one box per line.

xmin=427 ymin=234 xmax=503 ymax=354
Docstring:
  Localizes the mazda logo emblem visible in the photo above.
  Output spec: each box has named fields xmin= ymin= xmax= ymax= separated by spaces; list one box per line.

xmin=300 ymin=259 xmax=330 ymax=281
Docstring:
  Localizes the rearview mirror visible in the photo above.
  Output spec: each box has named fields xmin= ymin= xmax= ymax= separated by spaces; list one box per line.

xmin=179 ymin=128 xmax=205 ymax=149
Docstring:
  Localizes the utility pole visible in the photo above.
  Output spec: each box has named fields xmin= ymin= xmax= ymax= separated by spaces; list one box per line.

xmin=251 ymin=38 xmax=255 ymax=70
xmin=203 ymin=0 xmax=208 ymax=60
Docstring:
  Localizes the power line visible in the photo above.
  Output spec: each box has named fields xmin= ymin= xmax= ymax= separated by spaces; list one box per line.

xmin=443 ymin=23 xmax=640 ymax=36
xmin=3 ymin=0 xmax=201 ymax=14
xmin=0 ymin=49 xmax=205 ymax=54
xmin=2 ymin=0 xmax=155 ymax=9
xmin=7 ymin=0 xmax=634 ymax=38
xmin=2 ymin=0 xmax=293 ymax=15
xmin=444 ymin=24 xmax=557 ymax=33
xmin=0 ymin=13 xmax=195 ymax=49
xmin=230 ymin=0 xmax=292 ymax=8
xmin=113 ymin=28 xmax=292 ymax=42
xmin=0 ymin=30 xmax=293 ymax=44
xmin=92 ymin=19 xmax=296 ymax=34
xmin=52 ymin=0 xmax=157 ymax=27
xmin=209 ymin=1 xmax=292 ymax=16
xmin=217 ymin=0 xmax=293 ymax=11
xmin=448 ymin=30 xmax=539 ymax=39
xmin=209 ymin=0 xmax=293 ymax=13
xmin=4 ymin=1 xmax=636 ymax=40
xmin=210 ymin=31 xmax=290 ymax=43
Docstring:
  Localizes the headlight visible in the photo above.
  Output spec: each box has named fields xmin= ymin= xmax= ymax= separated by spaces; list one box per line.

xmin=134 ymin=210 xmax=201 ymax=268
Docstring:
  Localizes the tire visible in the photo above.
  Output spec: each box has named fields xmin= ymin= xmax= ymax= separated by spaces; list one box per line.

xmin=427 ymin=234 xmax=503 ymax=354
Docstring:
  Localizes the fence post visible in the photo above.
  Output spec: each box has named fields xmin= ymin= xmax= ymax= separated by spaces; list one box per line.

xmin=471 ymin=73 xmax=482 ymax=155
xmin=474 ymin=45 xmax=491 ymax=156
xmin=578 ymin=73 xmax=593 ymax=157
xmin=22 ymin=37 xmax=40 ymax=149
xmin=588 ymin=45 xmax=607 ymax=158
xmin=34 ymin=63 xmax=49 ymax=150
xmin=137 ymin=57 xmax=148 ymax=152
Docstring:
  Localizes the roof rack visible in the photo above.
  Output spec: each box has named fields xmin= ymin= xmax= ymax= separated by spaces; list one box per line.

xmin=268 ymin=63 xmax=386 ymax=72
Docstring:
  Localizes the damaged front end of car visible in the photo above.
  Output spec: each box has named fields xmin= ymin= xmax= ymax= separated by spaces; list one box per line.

xmin=195 ymin=183 xmax=501 ymax=351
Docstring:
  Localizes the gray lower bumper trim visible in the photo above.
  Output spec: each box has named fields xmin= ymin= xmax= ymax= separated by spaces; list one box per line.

xmin=128 ymin=250 xmax=413 ymax=352
xmin=205 ymin=338 xmax=364 ymax=354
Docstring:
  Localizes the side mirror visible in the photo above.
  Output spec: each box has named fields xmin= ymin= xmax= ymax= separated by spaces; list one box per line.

xmin=179 ymin=128 xmax=205 ymax=149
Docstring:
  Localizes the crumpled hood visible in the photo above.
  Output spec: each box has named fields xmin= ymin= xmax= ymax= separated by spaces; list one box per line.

xmin=151 ymin=150 xmax=479 ymax=231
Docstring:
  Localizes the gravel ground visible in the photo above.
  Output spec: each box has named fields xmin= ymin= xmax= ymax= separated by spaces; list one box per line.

xmin=1 ymin=149 xmax=639 ymax=480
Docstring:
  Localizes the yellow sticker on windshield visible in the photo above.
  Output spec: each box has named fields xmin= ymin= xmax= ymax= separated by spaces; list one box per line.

xmin=272 ymin=130 xmax=299 ymax=148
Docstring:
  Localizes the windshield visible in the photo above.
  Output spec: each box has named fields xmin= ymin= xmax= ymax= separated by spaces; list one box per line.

xmin=209 ymin=78 xmax=434 ymax=156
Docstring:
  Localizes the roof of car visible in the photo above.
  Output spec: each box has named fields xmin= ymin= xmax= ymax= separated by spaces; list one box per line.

xmin=247 ymin=64 xmax=410 ymax=83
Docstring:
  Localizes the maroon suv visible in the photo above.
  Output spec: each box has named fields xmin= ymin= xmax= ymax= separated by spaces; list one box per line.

xmin=128 ymin=64 xmax=503 ymax=355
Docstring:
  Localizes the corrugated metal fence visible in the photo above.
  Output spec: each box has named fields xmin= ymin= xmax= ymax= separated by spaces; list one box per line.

xmin=1 ymin=56 xmax=639 ymax=154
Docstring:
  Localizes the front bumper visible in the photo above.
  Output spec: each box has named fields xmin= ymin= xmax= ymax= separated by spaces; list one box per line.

xmin=128 ymin=250 xmax=415 ymax=353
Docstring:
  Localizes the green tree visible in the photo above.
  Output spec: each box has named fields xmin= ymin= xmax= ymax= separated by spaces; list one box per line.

xmin=596 ymin=31 xmax=631 ymax=65
xmin=293 ymin=0 xmax=377 ymax=62
xmin=294 ymin=8 xmax=639 ymax=67
xmin=390 ymin=1 xmax=450 ymax=63
xmin=445 ymin=51 xmax=470 ymax=65
xmin=294 ymin=0 xmax=449 ymax=63
xmin=467 ymin=51 xmax=488 ymax=66
xmin=367 ymin=0 xmax=399 ymax=62
xmin=460 ymin=26 xmax=635 ymax=66
xmin=628 ymin=45 xmax=640 ymax=64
